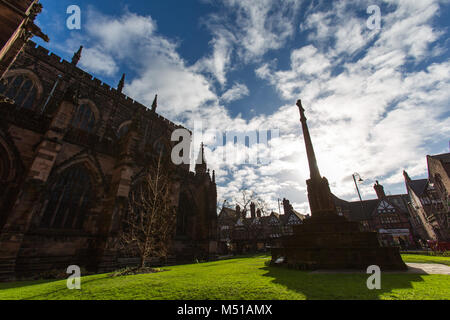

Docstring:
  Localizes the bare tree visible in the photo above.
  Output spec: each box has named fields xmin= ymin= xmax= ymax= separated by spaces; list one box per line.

xmin=234 ymin=190 xmax=255 ymax=214
xmin=234 ymin=190 xmax=270 ymax=216
xmin=119 ymin=155 xmax=176 ymax=270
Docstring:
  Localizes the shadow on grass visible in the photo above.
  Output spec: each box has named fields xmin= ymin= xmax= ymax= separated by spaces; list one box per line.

xmin=16 ymin=275 xmax=111 ymax=300
xmin=0 ymin=279 xmax=63 ymax=291
xmin=260 ymin=265 xmax=426 ymax=300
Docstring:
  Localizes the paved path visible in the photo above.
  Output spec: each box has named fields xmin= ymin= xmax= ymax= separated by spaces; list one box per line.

xmin=310 ymin=263 xmax=450 ymax=275
xmin=403 ymin=263 xmax=450 ymax=275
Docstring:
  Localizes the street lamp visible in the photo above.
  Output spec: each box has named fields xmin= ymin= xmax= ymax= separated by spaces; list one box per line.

xmin=352 ymin=173 xmax=370 ymax=230
xmin=352 ymin=173 xmax=364 ymax=202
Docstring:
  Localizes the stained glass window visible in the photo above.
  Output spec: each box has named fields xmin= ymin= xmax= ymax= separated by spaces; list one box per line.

xmin=0 ymin=75 xmax=38 ymax=109
xmin=40 ymin=165 xmax=92 ymax=229
xmin=154 ymin=139 xmax=167 ymax=156
xmin=117 ymin=123 xmax=130 ymax=139
xmin=71 ymin=104 xmax=96 ymax=132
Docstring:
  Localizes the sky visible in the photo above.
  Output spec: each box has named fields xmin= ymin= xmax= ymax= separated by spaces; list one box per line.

xmin=33 ymin=0 xmax=450 ymax=213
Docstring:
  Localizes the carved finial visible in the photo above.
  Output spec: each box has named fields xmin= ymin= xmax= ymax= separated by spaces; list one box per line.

xmin=71 ymin=46 xmax=83 ymax=65
xmin=118 ymin=73 xmax=125 ymax=93
xmin=195 ymin=142 xmax=207 ymax=174
xmin=151 ymin=94 xmax=158 ymax=112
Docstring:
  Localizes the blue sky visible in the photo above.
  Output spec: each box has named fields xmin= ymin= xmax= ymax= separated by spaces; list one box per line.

xmin=33 ymin=0 xmax=450 ymax=213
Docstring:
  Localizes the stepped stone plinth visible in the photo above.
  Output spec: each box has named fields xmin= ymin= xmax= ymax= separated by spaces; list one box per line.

xmin=271 ymin=100 xmax=407 ymax=271
xmin=271 ymin=211 xmax=407 ymax=270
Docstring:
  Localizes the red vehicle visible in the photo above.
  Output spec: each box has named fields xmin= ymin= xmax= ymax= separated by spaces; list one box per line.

xmin=427 ymin=240 xmax=450 ymax=253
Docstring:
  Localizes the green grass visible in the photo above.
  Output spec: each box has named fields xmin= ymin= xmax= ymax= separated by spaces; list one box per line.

xmin=0 ymin=254 xmax=449 ymax=300
xmin=401 ymin=254 xmax=450 ymax=266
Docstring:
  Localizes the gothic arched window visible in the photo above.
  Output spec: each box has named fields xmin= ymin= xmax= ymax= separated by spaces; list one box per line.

xmin=176 ymin=191 xmax=193 ymax=236
xmin=0 ymin=144 xmax=10 ymax=195
xmin=71 ymin=103 xmax=96 ymax=132
xmin=117 ymin=122 xmax=130 ymax=139
xmin=0 ymin=74 xmax=38 ymax=109
xmin=40 ymin=165 xmax=92 ymax=229
xmin=153 ymin=139 xmax=168 ymax=157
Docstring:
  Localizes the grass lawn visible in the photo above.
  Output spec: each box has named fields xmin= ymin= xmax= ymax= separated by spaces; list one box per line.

xmin=401 ymin=254 xmax=450 ymax=266
xmin=0 ymin=254 xmax=448 ymax=300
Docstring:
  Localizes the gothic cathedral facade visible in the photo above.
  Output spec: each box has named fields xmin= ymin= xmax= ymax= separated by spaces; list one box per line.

xmin=0 ymin=41 xmax=218 ymax=280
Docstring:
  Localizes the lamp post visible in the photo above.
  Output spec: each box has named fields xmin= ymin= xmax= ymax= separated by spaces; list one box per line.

xmin=352 ymin=173 xmax=364 ymax=202
xmin=352 ymin=173 xmax=369 ymax=230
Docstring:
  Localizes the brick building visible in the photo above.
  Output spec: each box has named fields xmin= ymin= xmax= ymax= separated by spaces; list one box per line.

xmin=217 ymin=198 xmax=308 ymax=254
xmin=0 ymin=41 xmax=218 ymax=280
xmin=403 ymin=153 xmax=450 ymax=242
xmin=333 ymin=181 xmax=415 ymax=249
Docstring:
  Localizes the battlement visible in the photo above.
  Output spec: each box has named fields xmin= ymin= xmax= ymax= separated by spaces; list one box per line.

xmin=25 ymin=41 xmax=186 ymax=131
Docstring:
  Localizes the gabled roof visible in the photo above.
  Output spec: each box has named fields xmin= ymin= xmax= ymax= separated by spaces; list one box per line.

xmin=346 ymin=199 xmax=379 ymax=221
xmin=430 ymin=153 xmax=450 ymax=162
xmin=386 ymin=194 xmax=409 ymax=212
xmin=407 ymin=179 xmax=428 ymax=197
xmin=219 ymin=207 xmax=238 ymax=220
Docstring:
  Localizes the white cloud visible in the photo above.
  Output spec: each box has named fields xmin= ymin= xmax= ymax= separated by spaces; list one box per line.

xmin=221 ymin=82 xmax=250 ymax=102
xmin=252 ymin=0 xmax=450 ymax=210
xmin=50 ymin=1 xmax=450 ymax=214
xmin=195 ymin=0 xmax=302 ymax=85
xmin=79 ymin=47 xmax=118 ymax=76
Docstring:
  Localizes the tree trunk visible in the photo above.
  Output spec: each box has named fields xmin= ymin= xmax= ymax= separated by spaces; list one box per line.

xmin=140 ymin=255 xmax=146 ymax=269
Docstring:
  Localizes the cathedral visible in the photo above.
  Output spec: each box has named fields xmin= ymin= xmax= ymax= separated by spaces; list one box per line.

xmin=0 ymin=39 xmax=218 ymax=280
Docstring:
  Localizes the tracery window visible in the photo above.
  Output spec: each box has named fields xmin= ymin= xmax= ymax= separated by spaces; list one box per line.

xmin=176 ymin=192 xmax=191 ymax=236
xmin=117 ymin=123 xmax=130 ymax=139
xmin=153 ymin=139 xmax=167 ymax=156
xmin=40 ymin=165 xmax=92 ymax=229
xmin=71 ymin=103 xmax=96 ymax=132
xmin=0 ymin=145 xmax=9 ymax=196
xmin=0 ymin=74 xmax=38 ymax=109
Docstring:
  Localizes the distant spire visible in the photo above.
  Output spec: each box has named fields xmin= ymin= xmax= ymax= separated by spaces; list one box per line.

xmin=117 ymin=73 xmax=125 ymax=93
xmin=195 ymin=142 xmax=207 ymax=175
xmin=151 ymin=94 xmax=158 ymax=112
xmin=71 ymin=46 xmax=83 ymax=66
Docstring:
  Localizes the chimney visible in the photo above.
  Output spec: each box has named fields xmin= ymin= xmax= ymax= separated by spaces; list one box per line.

xmin=250 ymin=202 xmax=256 ymax=219
xmin=374 ymin=180 xmax=386 ymax=199
xmin=256 ymin=209 xmax=261 ymax=218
